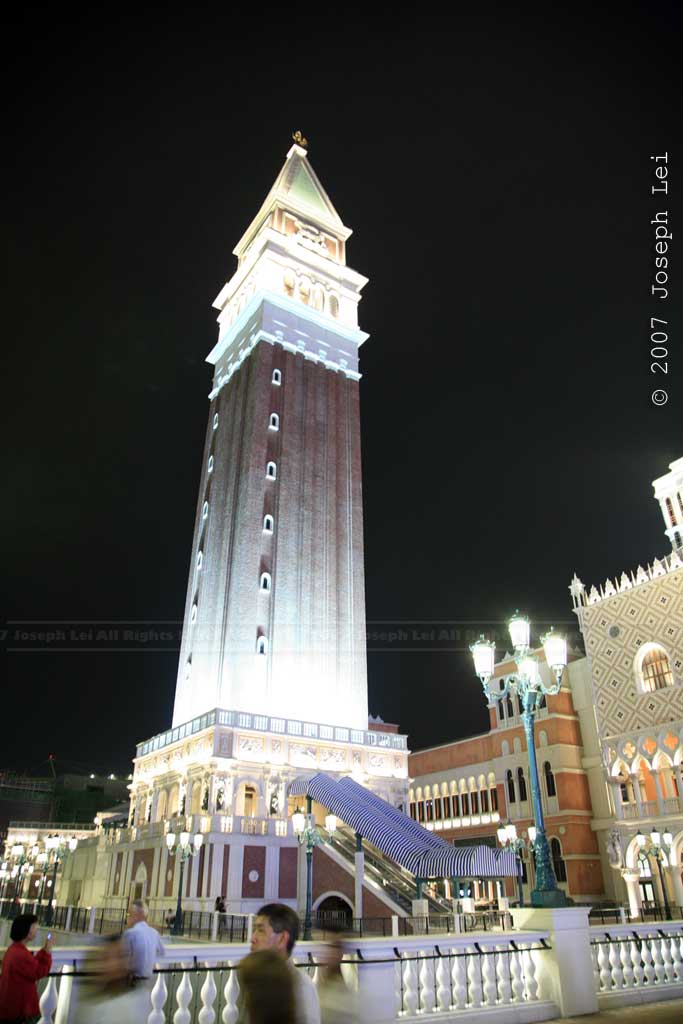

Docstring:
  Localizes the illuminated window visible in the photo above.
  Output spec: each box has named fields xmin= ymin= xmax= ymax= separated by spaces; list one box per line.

xmin=208 ymin=455 xmax=214 ymax=473
xmin=190 ymin=604 xmax=198 ymax=625
xmin=452 ymin=794 xmax=460 ymax=818
xmin=480 ymin=789 xmax=489 ymax=813
xmin=269 ymin=413 xmax=279 ymax=430
xmin=434 ymin=797 xmax=442 ymax=819
xmin=517 ymin=767 xmax=528 ymax=802
xmin=266 ymin=462 xmax=277 ymax=480
xmin=506 ymin=695 xmax=514 ymax=719
xmin=329 ymin=294 xmax=339 ymax=318
xmin=461 ymin=792 xmax=469 ymax=816
xmin=544 ymin=761 xmax=556 ymax=798
xmin=409 ymin=801 xmax=416 ymax=819
xmin=637 ymin=643 xmax=674 ymax=692
xmin=202 ymin=501 xmax=209 ymax=520
xmin=665 ymin=497 xmax=678 ymax=526
xmin=442 ymin=795 xmax=451 ymax=818
xmin=490 ymin=787 xmax=498 ymax=812
xmin=272 ymin=369 xmax=282 ymax=385
xmin=470 ymin=791 xmax=479 ymax=815
xmin=506 ymin=770 xmax=516 ymax=803
xmin=263 ymin=515 xmax=274 ymax=533
xmin=260 ymin=572 xmax=272 ymax=592
xmin=551 ymin=838 xmax=567 ymax=883
xmin=256 ymin=636 xmax=268 ymax=655
xmin=213 ymin=413 xmax=219 ymax=430
xmin=196 ymin=551 xmax=203 ymax=571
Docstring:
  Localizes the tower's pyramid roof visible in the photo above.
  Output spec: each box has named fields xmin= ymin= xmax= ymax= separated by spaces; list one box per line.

xmin=234 ymin=143 xmax=351 ymax=257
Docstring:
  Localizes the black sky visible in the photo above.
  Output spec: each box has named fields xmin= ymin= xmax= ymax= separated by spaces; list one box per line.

xmin=2 ymin=7 xmax=681 ymax=775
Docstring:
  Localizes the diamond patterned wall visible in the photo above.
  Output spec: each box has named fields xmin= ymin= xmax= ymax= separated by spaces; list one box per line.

xmin=576 ymin=566 xmax=683 ymax=739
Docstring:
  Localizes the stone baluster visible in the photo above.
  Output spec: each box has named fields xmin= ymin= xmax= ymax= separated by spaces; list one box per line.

xmin=148 ymin=973 xmax=169 ymax=1024
xmin=481 ymin=945 xmax=497 ymax=1006
xmin=38 ymin=975 xmax=59 ymax=1024
xmin=174 ymin=969 xmax=194 ymax=1024
xmin=608 ymin=941 xmax=623 ymax=988
xmin=630 ymin=774 xmax=644 ymax=817
xmin=418 ymin=949 xmax=435 ymax=1013
xmin=661 ymin=934 xmax=676 ymax=983
xmin=435 ymin=952 xmax=450 ymax=1010
xmin=590 ymin=942 xmax=600 ymax=990
xmin=641 ymin=936 xmax=655 ymax=985
xmin=452 ymin=950 xmax=468 ymax=1009
xmin=221 ymin=963 xmax=240 ymax=1024
xmin=523 ymin=948 xmax=538 ymax=1001
xmin=510 ymin=948 xmax=525 ymax=1003
xmin=394 ymin=962 xmax=403 ymax=1019
xmin=630 ymin=938 xmax=644 ymax=987
xmin=651 ymin=933 xmax=667 ymax=984
xmin=467 ymin=947 xmax=483 ymax=1007
xmin=54 ymin=963 xmax=73 ymax=1024
xmin=198 ymin=970 xmax=217 ymax=1024
xmin=619 ymin=940 xmax=634 ymax=988
xmin=597 ymin=941 xmax=611 ymax=990
xmin=402 ymin=953 xmax=418 ymax=1016
xmin=670 ymin=932 xmax=683 ymax=980
xmin=496 ymin=947 xmax=512 ymax=1004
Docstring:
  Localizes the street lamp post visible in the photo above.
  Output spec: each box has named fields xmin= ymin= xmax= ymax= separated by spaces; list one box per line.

xmin=166 ymin=830 xmax=203 ymax=936
xmin=497 ymin=822 xmax=532 ymax=907
xmin=292 ymin=798 xmax=337 ymax=940
xmin=636 ymin=828 xmax=674 ymax=921
xmin=43 ymin=835 xmax=78 ymax=927
xmin=471 ymin=613 xmax=569 ymax=909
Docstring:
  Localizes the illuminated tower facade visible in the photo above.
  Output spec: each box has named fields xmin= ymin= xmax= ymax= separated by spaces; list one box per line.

xmin=172 ymin=141 xmax=370 ymax=732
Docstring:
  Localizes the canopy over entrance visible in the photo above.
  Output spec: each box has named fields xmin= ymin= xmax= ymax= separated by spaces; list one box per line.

xmin=289 ymin=773 xmax=517 ymax=879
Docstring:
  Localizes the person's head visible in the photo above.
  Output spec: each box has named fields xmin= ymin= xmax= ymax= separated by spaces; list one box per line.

xmin=238 ymin=950 xmax=296 ymax=1024
xmin=250 ymin=903 xmax=299 ymax=957
xmin=320 ymin=936 xmax=345 ymax=976
xmin=10 ymin=914 xmax=38 ymax=944
xmin=127 ymin=899 xmax=148 ymax=927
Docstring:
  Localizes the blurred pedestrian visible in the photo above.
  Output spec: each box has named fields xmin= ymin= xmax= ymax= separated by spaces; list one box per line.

xmin=317 ymin=939 xmax=359 ymax=1024
xmin=71 ymin=936 xmax=144 ymax=1023
xmin=0 ymin=913 xmax=52 ymax=1024
xmin=237 ymin=950 xmax=296 ymax=1024
xmin=248 ymin=903 xmax=319 ymax=1024
xmin=121 ymin=899 xmax=165 ymax=982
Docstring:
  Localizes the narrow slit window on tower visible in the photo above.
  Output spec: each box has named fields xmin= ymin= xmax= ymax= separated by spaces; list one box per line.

xmin=190 ymin=603 xmax=198 ymax=625
xmin=517 ymin=767 xmax=528 ymax=802
xmin=184 ymin=659 xmax=192 ymax=681
xmin=263 ymin=515 xmax=274 ymax=533
xmin=208 ymin=455 xmax=214 ymax=474
xmin=202 ymin=501 xmax=209 ymax=520
xmin=260 ymin=572 xmax=272 ymax=592
xmin=272 ymin=369 xmax=282 ymax=385
xmin=213 ymin=413 xmax=219 ymax=430
xmin=269 ymin=413 xmax=279 ymax=430
xmin=266 ymin=461 xmax=277 ymax=480
xmin=196 ymin=551 xmax=203 ymax=571
xmin=256 ymin=636 xmax=268 ymax=655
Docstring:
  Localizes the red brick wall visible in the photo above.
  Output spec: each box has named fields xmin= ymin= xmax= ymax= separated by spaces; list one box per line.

xmin=312 ymin=848 xmax=400 ymax=917
xmin=242 ymin=846 xmax=266 ymax=899
xmin=279 ymin=847 xmax=297 ymax=899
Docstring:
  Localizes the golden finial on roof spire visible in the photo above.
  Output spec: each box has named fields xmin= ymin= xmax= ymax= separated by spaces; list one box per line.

xmin=292 ymin=130 xmax=308 ymax=150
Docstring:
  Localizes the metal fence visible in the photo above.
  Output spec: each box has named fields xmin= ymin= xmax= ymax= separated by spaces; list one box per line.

xmin=588 ymin=904 xmax=683 ymax=925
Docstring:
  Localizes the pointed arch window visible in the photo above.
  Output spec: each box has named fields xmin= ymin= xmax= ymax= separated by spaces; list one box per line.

xmin=638 ymin=643 xmax=674 ymax=692
xmin=256 ymin=636 xmax=268 ymax=655
xmin=263 ymin=515 xmax=274 ymax=533
xmin=550 ymin=837 xmax=567 ymax=883
xmin=260 ymin=572 xmax=272 ymax=592
xmin=506 ymin=695 xmax=514 ymax=719
xmin=517 ymin=767 xmax=528 ymax=802
xmin=544 ymin=761 xmax=556 ymax=798
xmin=506 ymin=769 xmax=516 ymax=803
xmin=272 ymin=369 xmax=282 ymax=386
xmin=269 ymin=413 xmax=279 ymax=430
xmin=266 ymin=461 xmax=277 ymax=480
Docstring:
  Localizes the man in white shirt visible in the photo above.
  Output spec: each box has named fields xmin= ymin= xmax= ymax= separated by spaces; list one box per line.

xmin=120 ymin=897 xmax=164 ymax=1015
xmin=248 ymin=902 xmax=320 ymax=1024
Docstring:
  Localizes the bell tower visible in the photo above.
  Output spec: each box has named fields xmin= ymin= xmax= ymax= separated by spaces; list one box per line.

xmin=172 ymin=140 xmax=370 ymax=732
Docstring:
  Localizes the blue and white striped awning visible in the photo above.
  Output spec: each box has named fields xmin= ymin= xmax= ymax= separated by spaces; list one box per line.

xmin=289 ymin=773 xmax=517 ymax=878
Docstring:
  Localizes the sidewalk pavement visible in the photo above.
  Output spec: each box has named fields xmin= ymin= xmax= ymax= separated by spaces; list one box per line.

xmin=561 ymin=998 xmax=683 ymax=1023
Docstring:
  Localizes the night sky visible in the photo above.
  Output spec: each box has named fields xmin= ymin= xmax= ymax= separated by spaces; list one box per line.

xmin=3 ymin=8 xmax=681 ymax=776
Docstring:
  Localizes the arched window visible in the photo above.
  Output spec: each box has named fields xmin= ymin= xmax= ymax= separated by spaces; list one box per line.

xmin=190 ymin=603 xmax=198 ymax=624
xmin=202 ymin=501 xmax=209 ymax=520
xmin=269 ymin=413 xmax=279 ymax=430
xmin=260 ymin=572 xmax=271 ymax=592
xmin=638 ymin=643 xmax=674 ymax=692
xmin=665 ymin=497 xmax=678 ymax=526
xmin=550 ymin=838 xmax=567 ymax=883
xmin=506 ymin=770 xmax=516 ymax=803
xmin=266 ymin=461 xmax=277 ymax=480
xmin=426 ymin=798 xmax=433 ymax=822
xmin=490 ymin=786 xmax=498 ymax=812
xmin=272 ymin=369 xmax=282 ymax=385
xmin=544 ymin=761 xmax=556 ymax=798
xmin=434 ymin=797 xmax=443 ymax=819
xmin=417 ymin=801 xmax=425 ymax=822
xmin=409 ymin=801 xmax=416 ymax=819
xmin=517 ymin=695 xmax=523 ymax=717
xmin=470 ymin=791 xmax=479 ymax=815
xmin=480 ymin=789 xmax=489 ymax=813
xmin=452 ymin=794 xmax=460 ymax=818
xmin=329 ymin=294 xmax=339 ymax=318
xmin=213 ymin=413 xmax=219 ymax=430
xmin=461 ymin=792 xmax=469 ymax=816
xmin=263 ymin=514 xmax=274 ymax=533
xmin=256 ymin=636 xmax=268 ymax=655
xmin=506 ymin=695 xmax=514 ymax=719
xmin=517 ymin=767 xmax=528 ymax=802
xmin=208 ymin=455 xmax=214 ymax=474
xmin=196 ymin=550 xmax=203 ymax=571
xmin=537 ymin=692 xmax=546 ymax=710
xmin=442 ymin=795 xmax=451 ymax=818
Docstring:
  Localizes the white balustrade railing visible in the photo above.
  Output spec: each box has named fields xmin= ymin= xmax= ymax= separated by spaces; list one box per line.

xmin=31 ymin=934 xmax=553 ymax=1023
xmin=591 ymin=922 xmax=683 ymax=1006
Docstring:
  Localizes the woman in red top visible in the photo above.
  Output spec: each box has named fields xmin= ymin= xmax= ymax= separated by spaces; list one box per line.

xmin=0 ymin=913 xmax=53 ymax=1024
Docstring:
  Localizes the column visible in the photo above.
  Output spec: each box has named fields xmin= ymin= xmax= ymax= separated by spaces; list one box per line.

xmin=651 ymin=770 xmax=665 ymax=814
xmin=630 ymin=774 xmax=644 ymax=816
xmin=622 ymin=871 xmax=642 ymax=918
xmin=675 ymin=764 xmax=683 ymax=811
xmin=611 ymin=782 xmax=624 ymax=820
xmin=668 ymin=865 xmax=683 ymax=909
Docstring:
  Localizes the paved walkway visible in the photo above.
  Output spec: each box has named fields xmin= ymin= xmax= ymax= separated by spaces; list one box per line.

xmin=561 ymin=998 xmax=683 ymax=1022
